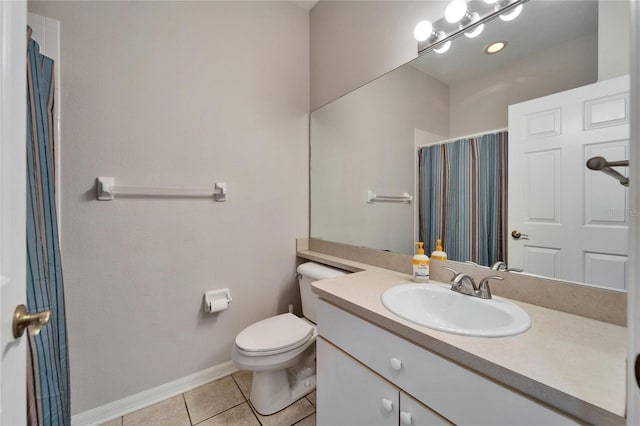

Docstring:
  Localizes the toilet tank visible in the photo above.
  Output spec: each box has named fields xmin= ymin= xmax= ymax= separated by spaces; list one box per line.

xmin=296 ymin=262 xmax=347 ymax=323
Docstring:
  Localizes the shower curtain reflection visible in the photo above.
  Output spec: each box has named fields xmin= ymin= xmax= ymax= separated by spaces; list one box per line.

xmin=418 ymin=131 xmax=508 ymax=266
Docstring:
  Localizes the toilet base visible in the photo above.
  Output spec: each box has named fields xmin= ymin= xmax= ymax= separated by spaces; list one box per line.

xmin=250 ymin=370 xmax=316 ymax=415
xmin=250 ymin=345 xmax=316 ymax=415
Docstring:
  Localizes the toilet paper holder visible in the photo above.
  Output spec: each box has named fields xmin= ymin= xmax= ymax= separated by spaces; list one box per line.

xmin=203 ymin=288 xmax=232 ymax=313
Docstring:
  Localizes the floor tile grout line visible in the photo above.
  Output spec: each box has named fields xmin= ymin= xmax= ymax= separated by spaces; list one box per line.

xmin=190 ymin=401 xmax=250 ymax=426
xmin=305 ymin=395 xmax=315 ymax=408
xmin=294 ymin=412 xmax=316 ymax=426
xmin=230 ymin=372 xmax=250 ymax=401
xmin=181 ymin=393 xmax=195 ymax=426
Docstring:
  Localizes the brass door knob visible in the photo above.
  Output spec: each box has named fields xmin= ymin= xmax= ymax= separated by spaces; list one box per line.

xmin=12 ymin=304 xmax=51 ymax=338
xmin=511 ymin=230 xmax=529 ymax=240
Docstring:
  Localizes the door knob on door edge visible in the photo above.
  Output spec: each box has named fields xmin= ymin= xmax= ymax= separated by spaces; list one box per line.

xmin=511 ymin=230 xmax=529 ymax=240
xmin=12 ymin=304 xmax=51 ymax=338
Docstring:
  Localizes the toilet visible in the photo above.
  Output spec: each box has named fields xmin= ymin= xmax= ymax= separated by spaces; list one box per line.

xmin=232 ymin=262 xmax=347 ymax=415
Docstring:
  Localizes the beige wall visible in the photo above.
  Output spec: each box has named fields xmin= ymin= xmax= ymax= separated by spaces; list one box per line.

xmin=310 ymin=0 xmax=446 ymax=110
xmin=28 ymin=1 xmax=309 ymax=414
xmin=311 ymin=65 xmax=448 ymax=255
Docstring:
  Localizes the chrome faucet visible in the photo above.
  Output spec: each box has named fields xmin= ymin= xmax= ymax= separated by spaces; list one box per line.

xmin=442 ymin=267 xmax=504 ymax=299
xmin=490 ymin=261 xmax=523 ymax=272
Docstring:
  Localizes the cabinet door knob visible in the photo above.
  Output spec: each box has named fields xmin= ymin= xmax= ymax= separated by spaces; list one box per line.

xmin=381 ymin=398 xmax=394 ymax=413
xmin=400 ymin=411 xmax=413 ymax=425
xmin=390 ymin=357 xmax=402 ymax=371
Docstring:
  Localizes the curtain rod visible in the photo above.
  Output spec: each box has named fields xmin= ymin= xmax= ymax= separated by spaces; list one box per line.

xmin=416 ymin=128 xmax=508 ymax=150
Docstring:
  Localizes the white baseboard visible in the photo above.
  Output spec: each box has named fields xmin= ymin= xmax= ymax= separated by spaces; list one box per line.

xmin=71 ymin=361 xmax=239 ymax=426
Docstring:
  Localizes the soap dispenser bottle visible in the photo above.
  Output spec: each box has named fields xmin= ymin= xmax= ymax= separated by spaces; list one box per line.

xmin=413 ymin=242 xmax=430 ymax=283
xmin=431 ymin=239 xmax=447 ymax=261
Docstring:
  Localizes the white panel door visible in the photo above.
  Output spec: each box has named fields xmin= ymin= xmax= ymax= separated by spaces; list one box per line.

xmin=0 ymin=1 xmax=27 ymax=424
xmin=627 ymin=2 xmax=640 ymax=424
xmin=509 ymin=76 xmax=630 ymax=289
xmin=317 ymin=337 xmax=398 ymax=426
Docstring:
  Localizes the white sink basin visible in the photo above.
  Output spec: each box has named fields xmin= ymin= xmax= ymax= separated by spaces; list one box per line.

xmin=381 ymin=284 xmax=531 ymax=337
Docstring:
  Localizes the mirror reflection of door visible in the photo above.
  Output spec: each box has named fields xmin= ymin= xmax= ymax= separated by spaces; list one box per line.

xmin=508 ymin=75 xmax=629 ymax=290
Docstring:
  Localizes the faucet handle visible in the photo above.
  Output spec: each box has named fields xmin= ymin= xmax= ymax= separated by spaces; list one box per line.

xmin=441 ymin=266 xmax=458 ymax=279
xmin=490 ymin=261 xmax=506 ymax=270
xmin=477 ymin=276 xmax=504 ymax=299
xmin=465 ymin=261 xmax=480 ymax=267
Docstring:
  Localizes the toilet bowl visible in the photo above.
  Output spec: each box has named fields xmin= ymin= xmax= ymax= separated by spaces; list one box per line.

xmin=232 ymin=262 xmax=346 ymax=415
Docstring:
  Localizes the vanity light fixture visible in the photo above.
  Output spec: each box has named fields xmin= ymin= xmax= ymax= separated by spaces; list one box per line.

xmin=484 ymin=40 xmax=507 ymax=54
xmin=414 ymin=0 xmax=527 ymax=54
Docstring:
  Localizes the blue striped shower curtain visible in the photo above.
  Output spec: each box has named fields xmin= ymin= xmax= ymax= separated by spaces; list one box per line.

xmin=418 ymin=132 xmax=508 ymax=266
xmin=26 ymin=27 xmax=70 ymax=426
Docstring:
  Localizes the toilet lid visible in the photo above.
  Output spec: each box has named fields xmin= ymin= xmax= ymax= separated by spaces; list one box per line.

xmin=235 ymin=313 xmax=314 ymax=355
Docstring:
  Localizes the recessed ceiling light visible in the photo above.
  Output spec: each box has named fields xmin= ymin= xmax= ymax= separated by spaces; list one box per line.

xmin=484 ymin=41 xmax=507 ymax=54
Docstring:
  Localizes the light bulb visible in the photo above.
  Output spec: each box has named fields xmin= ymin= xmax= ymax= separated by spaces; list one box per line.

xmin=414 ymin=20 xmax=434 ymax=42
xmin=464 ymin=23 xmax=484 ymax=38
xmin=499 ymin=4 xmax=523 ymax=21
xmin=463 ymin=12 xmax=483 ymax=38
xmin=445 ymin=0 xmax=467 ymax=24
xmin=433 ymin=32 xmax=451 ymax=54
xmin=434 ymin=41 xmax=451 ymax=54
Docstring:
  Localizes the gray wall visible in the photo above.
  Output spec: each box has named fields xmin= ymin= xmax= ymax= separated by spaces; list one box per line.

xmin=310 ymin=0 xmax=446 ymax=110
xmin=448 ymin=33 xmax=598 ymax=137
xmin=28 ymin=1 xmax=309 ymax=414
xmin=311 ymin=65 xmax=448 ymax=254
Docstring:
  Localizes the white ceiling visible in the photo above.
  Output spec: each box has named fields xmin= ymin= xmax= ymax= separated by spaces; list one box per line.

xmin=411 ymin=0 xmax=598 ymax=84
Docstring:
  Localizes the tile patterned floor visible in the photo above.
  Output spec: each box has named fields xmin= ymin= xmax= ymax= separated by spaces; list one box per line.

xmin=100 ymin=371 xmax=316 ymax=426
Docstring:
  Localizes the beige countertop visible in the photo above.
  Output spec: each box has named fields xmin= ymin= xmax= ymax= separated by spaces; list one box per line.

xmin=299 ymin=250 xmax=627 ymax=426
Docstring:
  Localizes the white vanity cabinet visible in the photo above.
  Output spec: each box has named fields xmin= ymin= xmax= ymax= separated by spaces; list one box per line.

xmin=317 ymin=338 xmax=451 ymax=426
xmin=316 ymin=299 xmax=580 ymax=426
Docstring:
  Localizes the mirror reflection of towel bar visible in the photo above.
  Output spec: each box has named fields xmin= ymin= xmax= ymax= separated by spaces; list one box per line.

xmin=586 ymin=156 xmax=629 ymax=187
xmin=367 ymin=190 xmax=413 ymax=204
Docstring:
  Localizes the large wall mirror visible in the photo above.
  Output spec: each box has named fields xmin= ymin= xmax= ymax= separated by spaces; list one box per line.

xmin=310 ymin=0 xmax=630 ymax=290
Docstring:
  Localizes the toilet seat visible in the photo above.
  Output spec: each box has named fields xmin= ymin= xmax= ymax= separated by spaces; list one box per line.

xmin=235 ymin=313 xmax=314 ymax=357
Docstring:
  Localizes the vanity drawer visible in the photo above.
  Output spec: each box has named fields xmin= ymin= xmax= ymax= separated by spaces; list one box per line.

xmin=317 ymin=299 xmax=579 ymax=426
